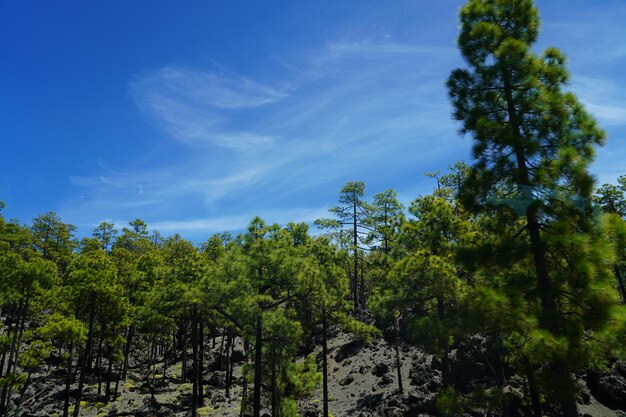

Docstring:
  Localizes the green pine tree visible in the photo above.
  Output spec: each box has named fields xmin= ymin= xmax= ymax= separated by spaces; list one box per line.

xmin=447 ymin=1 xmax=625 ymax=415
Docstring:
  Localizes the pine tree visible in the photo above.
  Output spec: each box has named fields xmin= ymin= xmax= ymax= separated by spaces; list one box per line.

xmin=92 ymin=221 xmax=118 ymax=252
xmin=31 ymin=212 xmax=76 ymax=274
xmin=366 ymin=189 xmax=404 ymax=256
xmin=448 ymin=1 xmax=625 ymax=415
xmin=594 ymin=175 xmax=626 ymax=217
xmin=602 ymin=212 xmax=626 ymax=302
xmin=315 ymin=181 xmax=371 ymax=310
xmin=64 ymin=249 xmax=129 ymax=417
xmin=37 ymin=313 xmax=87 ymax=417
xmin=371 ymin=178 xmax=473 ymax=396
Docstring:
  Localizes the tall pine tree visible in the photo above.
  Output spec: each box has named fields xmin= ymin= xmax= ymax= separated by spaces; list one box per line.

xmin=448 ymin=0 xmax=624 ymax=415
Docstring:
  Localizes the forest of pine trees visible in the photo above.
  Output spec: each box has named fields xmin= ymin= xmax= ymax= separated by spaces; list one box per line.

xmin=1 ymin=1 xmax=625 ymax=417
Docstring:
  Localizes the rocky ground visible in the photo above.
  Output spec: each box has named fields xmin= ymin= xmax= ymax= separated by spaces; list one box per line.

xmin=12 ymin=329 xmax=626 ymax=417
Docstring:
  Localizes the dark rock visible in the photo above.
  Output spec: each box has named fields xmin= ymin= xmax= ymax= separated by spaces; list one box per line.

xmin=339 ymin=375 xmax=355 ymax=386
xmin=421 ymin=398 xmax=438 ymax=415
xmin=208 ymin=356 xmax=224 ymax=372
xmin=373 ymin=363 xmax=390 ymax=377
xmin=587 ymin=370 xmax=626 ymax=410
xmin=426 ymin=379 xmax=440 ymax=393
xmin=430 ymin=356 xmax=442 ymax=371
xmin=466 ymin=409 xmax=484 ymax=417
xmin=387 ymin=397 xmax=400 ymax=407
xmin=303 ymin=407 xmax=318 ymax=417
xmin=405 ymin=395 xmax=437 ymax=415
xmin=356 ymin=393 xmax=384 ymax=410
xmin=134 ymin=404 xmax=150 ymax=417
xmin=157 ymin=406 xmax=175 ymax=417
xmin=207 ymin=372 xmax=226 ymax=387
xmin=138 ymin=381 xmax=153 ymax=394
xmin=385 ymin=407 xmax=403 ymax=417
xmin=231 ymin=349 xmax=246 ymax=364
xmin=580 ymin=390 xmax=591 ymax=405
xmin=407 ymin=391 xmax=421 ymax=404
xmin=615 ymin=360 xmax=626 ymax=379
xmin=379 ymin=374 xmax=393 ymax=386
xmin=335 ymin=340 xmax=365 ymax=362
xmin=409 ymin=366 xmax=431 ymax=386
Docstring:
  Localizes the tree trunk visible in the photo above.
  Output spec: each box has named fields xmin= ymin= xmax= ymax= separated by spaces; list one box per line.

xmin=225 ymin=328 xmax=233 ymax=398
xmin=393 ymin=318 xmax=403 ymax=395
xmin=181 ymin=323 xmax=187 ymax=382
xmin=436 ymin=296 xmax=451 ymax=388
xmin=121 ymin=325 xmax=134 ymax=380
xmin=219 ymin=327 xmax=226 ymax=369
xmin=0 ymin=303 xmax=17 ymax=381
xmin=0 ymin=302 xmax=20 ymax=415
xmin=240 ymin=340 xmax=250 ymax=417
xmin=105 ymin=356 xmax=114 ymax=398
xmin=359 ymin=262 xmax=366 ymax=309
xmin=495 ymin=346 xmax=511 ymax=417
xmin=322 ymin=309 xmax=329 ymax=417
xmin=383 ymin=207 xmax=389 ymax=255
xmin=192 ymin=310 xmax=198 ymax=417
xmin=73 ymin=359 xmax=86 ymax=417
xmin=353 ymin=196 xmax=359 ymax=310
xmin=113 ymin=362 xmax=122 ymax=398
xmin=270 ymin=347 xmax=277 ymax=417
xmin=229 ymin=332 xmax=235 ymax=385
xmin=553 ymin=360 xmax=578 ymax=417
xmin=63 ymin=343 xmax=74 ymax=417
xmin=253 ymin=315 xmax=263 ymax=417
xmin=523 ymin=357 xmax=542 ymax=417
xmin=148 ymin=333 xmax=157 ymax=402
xmin=199 ymin=320 xmax=204 ymax=406
xmin=96 ymin=325 xmax=105 ymax=396
xmin=74 ymin=311 xmax=96 ymax=417
xmin=0 ymin=295 xmax=28 ymax=416
xmin=14 ymin=371 xmax=32 ymax=416
xmin=503 ymin=74 xmax=578 ymax=417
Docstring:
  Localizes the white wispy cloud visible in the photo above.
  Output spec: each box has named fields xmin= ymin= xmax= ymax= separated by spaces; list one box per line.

xmin=131 ymin=67 xmax=285 ymax=149
xmin=149 ymin=206 xmax=329 ymax=234
xmin=63 ymin=40 xmax=471 ymax=239
xmin=572 ymin=76 xmax=626 ymax=126
xmin=134 ymin=67 xmax=286 ymax=110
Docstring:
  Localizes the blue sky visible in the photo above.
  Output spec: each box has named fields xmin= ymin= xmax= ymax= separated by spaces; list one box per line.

xmin=1 ymin=0 xmax=625 ymax=242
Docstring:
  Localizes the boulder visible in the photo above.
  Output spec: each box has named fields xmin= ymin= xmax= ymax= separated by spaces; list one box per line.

xmin=335 ymin=340 xmax=365 ymax=362
xmin=588 ymin=371 xmax=626 ymax=410
xmin=339 ymin=375 xmax=355 ymax=386
xmin=373 ymin=363 xmax=390 ymax=377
